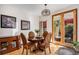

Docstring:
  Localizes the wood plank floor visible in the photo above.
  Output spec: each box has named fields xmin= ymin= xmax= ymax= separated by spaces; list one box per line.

xmin=4 ymin=44 xmax=61 ymax=55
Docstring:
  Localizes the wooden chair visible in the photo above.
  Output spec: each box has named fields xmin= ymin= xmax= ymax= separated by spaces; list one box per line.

xmin=39 ymin=33 xmax=52 ymax=54
xmin=43 ymin=31 xmax=48 ymax=39
xmin=39 ymin=31 xmax=48 ymax=46
xmin=28 ymin=31 xmax=35 ymax=41
xmin=20 ymin=33 xmax=32 ymax=55
xmin=28 ymin=31 xmax=37 ymax=52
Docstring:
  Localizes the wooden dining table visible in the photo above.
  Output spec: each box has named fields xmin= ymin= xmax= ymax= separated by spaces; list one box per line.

xmin=28 ymin=36 xmax=44 ymax=52
xmin=29 ymin=37 xmax=43 ymax=42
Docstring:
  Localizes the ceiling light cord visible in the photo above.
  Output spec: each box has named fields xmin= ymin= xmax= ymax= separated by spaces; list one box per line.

xmin=44 ymin=4 xmax=47 ymax=9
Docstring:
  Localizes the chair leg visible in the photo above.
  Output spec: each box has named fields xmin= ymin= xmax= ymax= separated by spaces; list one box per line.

xmin=22 ymin=48 xmax=24 ymax=54
xmin=44 ymin=49 xmax=46 ymax=55
xmin=49 ymin=47 xmax=51 ymax=53
xmin=26 ymin=48 xmax=28 ymax=55
xmin=29 ymin=48 xmax=31 ymax=54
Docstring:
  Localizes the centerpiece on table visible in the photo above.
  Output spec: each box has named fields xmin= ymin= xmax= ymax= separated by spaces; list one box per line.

xmin=35 ymin=29 xmax=40 ymax=37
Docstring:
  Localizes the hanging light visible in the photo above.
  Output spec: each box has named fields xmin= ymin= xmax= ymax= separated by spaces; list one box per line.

xmin=41 ymin=4 xmax=51 ymax=16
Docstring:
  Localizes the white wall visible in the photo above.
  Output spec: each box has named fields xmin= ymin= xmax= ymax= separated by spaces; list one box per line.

xmin=40 ymin=5 xmax=79 ymax=41
xmin=39 ymin=15 xmax=52 ymax=33
xmin=0 ymin=5 xmax=39 ymax=37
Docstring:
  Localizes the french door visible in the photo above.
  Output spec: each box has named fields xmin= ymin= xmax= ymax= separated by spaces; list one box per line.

xmin=52 ymin=9 xmax=77 ymax=44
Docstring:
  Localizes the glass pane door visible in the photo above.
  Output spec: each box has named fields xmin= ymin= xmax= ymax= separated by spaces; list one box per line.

xmin=64 ymin=12 xmax=74 ymax=43
xmin=53 ymin=15 xmax=61 ymax=42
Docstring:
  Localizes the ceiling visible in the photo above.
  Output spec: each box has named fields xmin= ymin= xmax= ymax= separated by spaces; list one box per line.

xmin=16 ymin=4 xmax=72 ymax=16
xmin=0 ymin=4 xmax=73 ymax=16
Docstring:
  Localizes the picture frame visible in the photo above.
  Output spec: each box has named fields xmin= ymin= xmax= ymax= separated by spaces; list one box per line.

xmin=1 ymin=15 xmax=16 ymax=28
xmin=21 ymin=20 xmax=30 ymax=30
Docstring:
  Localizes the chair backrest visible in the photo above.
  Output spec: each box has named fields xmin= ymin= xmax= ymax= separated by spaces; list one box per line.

xmin=43 ymin=31 xmax=48 ymax=39
xmin=20 ymin=33 xmax=27 ymax=45
xmin=28 ymin=31 xmax=35 ymax=40
xmin=45 ymin=33 xmax=52 ymax=45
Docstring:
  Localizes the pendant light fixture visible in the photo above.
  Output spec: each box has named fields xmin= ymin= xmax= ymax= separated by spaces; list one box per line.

xmin=41 ymin=4 xmax=51 ymax=16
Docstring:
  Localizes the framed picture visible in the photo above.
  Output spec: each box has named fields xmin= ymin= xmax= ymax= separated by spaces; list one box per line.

xmin=1 ymin=15 xmax=16 ymax=28
xmin=21 ymin=20 xmax=30 ymax=30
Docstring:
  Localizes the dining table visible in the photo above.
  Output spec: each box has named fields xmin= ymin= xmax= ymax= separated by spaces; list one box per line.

xmin=28 ymin=36 xmax=44 ymax=52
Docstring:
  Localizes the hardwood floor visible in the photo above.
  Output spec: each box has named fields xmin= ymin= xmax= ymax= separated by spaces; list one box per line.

xmin=4 ymin=43 xmax=61 ymax=55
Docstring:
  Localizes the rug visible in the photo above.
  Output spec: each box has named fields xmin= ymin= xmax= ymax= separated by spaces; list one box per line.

xmin=55 ymin=47 xmax=76 ymax=55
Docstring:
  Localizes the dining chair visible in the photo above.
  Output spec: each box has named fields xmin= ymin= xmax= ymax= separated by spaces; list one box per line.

xmin=20 ymin=33 xmax=33 ymax=55
xmin=28 ymin=31 xmax=35 ymax=41
xmin=39 ymin=31 xmax=48 ymax=46
xmin=28 ymin=31 xmax=37 ymax=52
xmin=40 ymin=33 xmax=52 ymax=54
xmin=43 ymin=31 xmax=48 ymax=39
